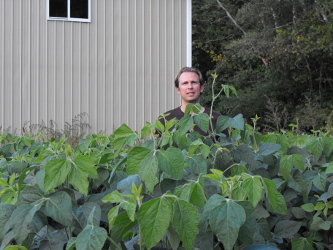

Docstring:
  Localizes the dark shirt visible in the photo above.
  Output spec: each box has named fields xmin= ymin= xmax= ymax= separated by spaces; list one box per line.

xmin=159 ymin=106 xmax=222 ymax=136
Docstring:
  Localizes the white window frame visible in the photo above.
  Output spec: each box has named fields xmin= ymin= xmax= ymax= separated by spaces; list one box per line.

xmin=47 ymin=0 xmax=91 ymax=22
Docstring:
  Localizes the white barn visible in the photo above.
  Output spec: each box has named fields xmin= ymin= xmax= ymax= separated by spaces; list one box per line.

xmin=0 ymin=0 xmax=192 ymax=135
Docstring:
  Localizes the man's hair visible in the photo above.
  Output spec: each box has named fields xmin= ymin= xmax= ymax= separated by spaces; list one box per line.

xmin=174 ymin=67 xmax=204 ymax=88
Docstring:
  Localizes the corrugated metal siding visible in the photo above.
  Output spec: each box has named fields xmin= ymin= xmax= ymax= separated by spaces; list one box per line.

xmin=0 ymin=0 xmax=189 ymax=135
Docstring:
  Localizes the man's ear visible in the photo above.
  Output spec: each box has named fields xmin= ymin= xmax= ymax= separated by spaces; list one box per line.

xmin=200 ymin=85 xmax=204 ymax=93
xmin=176 ymin=87 xmax=180 ymax=94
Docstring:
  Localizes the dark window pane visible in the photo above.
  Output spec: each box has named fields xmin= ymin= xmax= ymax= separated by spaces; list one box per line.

xmin=70 ymin=0 xmax=88 ymax=19
xmin=49 ymin=0 xmax=68 ymax=18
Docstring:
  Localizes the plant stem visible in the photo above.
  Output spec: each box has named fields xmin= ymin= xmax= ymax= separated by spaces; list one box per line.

xmin=107 ymin=236 xmax=122 ymax=250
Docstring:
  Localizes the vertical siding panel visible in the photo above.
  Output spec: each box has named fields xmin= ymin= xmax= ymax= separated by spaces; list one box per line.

xmin=128 ymin=0 xmax=137 ymax=128
xmin=72 ymin=23 xmax=81 ymax=124
xmin=136 ymin=0 xmax=145 ymax=130
xmin=113 ymin=0 xmax=121 ymax=131
xmin=21 ymin=0 xmax=30 ymax=130
xmin=97 ymin=0 xmax=106 ymax=133
xmin=143 ymin=0 xmax=151 ymax=125
xmin=64 ymin=23 xmax=73 ymax=126
xmin=13 ymin=0 xmax=22 ymax=132
xmin=105 ymin=0 xmax=113 ymax=133
xmin=30 ymin=0 xmax=40 ymax=126
xmin=151 ymin=1 xmax=159 ymax=123
xmin=39 ymin=0 xmax=48 ymax=128
xmin=0 ymin=0 xmax=3 ymax=129
xmin=3 ymin=2 xmax=14 ymax=131
xmin=89 ymin=0 xmax=98 ymax=132
xmin=80 ymin=22 xmax=90 ymax=131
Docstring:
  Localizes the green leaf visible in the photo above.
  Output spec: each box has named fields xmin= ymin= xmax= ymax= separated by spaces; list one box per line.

xmin=74 ymin=202 xmax=101 ymax=229
xmin=209 ymin=200 xmax=246 ymax=250
xmin=102 ymin=191 xmax=124 ymax=203
xmin=257 ymin=143 xmax=281 ymax=156
xmin=0 ymin=204 xmax=16 ymax=240
xmin=137 ymin=197 xmax=173 ymax=249
xmin=313 ymin=171 xmax=327 ymax=192
xmin=274 ymin=220 xmax=302 ymax=238
xmin=178 ymin=116 xmax=194 ymax=135
xmin=325 ymin=162 xmax=333 ymax=174
xmin=229 ymin=114 xmax=245 ymax=130
xmin=193 ymin=113 xmax=210 ymax=132
xmin=236 ymin=201 xmax=256 ymax=246
xmin=10 ymin=204 xmax=42 ymax=244
xmin=323 ymin=137 xmax=333 ymax=158
xmin=72 ymin=156 xmax=98 ymax=179
xmin=216 ymin=115 xmax=231 ymax=133
xmin=186 ymin=154 xmax=207 ymax=175
xmin=301 ymin=203 xmax=315 ymax=212
xmin=114 ymin=123 xmax=136 ymax=138
xmin=44 ymin=158 xmax=71 ymax=192
xmin=292 ymin=238 xmax=314 ymax=250
xmin=122 ymin=199 xmax=137 ymax=222
xmin=76 ymin=226 xmax=107 ymax=250
xmin=172 ymin=199 xmax=199 ymax=250
xmin=111 ymin=212 xmax=137 ymax=243
xmin=107 ymin=205 xmax=120 ymax=229
xmin=242 ymin=175 xmax=262 ymax=207
xmin=174 ymin=182 xmax=206 ymax=208
xmin=127 ymin=147 xmax=158 ymax=193
xmin=306 ymin=137 xmax=323 ymax=159
xmin=43 ymin=191 xmax=73 ymax=226
xmin=263 ymin=178 xmax=287 ymax=214
xmin=157 ymin=147 xmax=185 ymax=179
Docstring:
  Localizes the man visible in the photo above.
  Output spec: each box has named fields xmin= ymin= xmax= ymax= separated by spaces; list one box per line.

xmin=159 ymin=67 xmax=222 ymax=136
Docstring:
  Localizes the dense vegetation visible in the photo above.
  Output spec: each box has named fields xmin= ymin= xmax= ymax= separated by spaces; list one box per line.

xmin=193 ymin=0 xmax=333 ymax=132
xmin=1 ymin=104 xmax=333 ymax=249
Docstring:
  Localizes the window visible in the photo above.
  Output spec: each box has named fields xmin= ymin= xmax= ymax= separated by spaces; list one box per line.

xmin=47 ymin=0 xmax=91 ymax=22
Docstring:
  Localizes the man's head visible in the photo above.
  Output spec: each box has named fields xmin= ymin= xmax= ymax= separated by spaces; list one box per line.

xmin=174 ymin=67 xmax=204 ymax=106
xmin=174 ymin=67 xmax=204 ymax=88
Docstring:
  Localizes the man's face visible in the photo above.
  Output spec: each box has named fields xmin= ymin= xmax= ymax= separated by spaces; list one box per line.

xmin=176 ymin=72 xmax=204 ymax=105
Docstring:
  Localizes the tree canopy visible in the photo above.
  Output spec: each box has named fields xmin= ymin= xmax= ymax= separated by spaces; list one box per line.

xmin=193 ymin=0 xmax=333 ymax=132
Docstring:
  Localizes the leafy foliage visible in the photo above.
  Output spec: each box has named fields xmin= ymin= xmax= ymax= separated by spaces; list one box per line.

xmin=1 ymin=110 xmax=333 ymax=249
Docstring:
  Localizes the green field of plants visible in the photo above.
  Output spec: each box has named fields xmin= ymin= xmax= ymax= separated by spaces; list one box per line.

xmin=1 ymin=105 xmax=333 ymax=250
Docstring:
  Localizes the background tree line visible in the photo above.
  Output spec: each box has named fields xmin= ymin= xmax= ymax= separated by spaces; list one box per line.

xmin=192 ymin=0 xmax=333 ymax=133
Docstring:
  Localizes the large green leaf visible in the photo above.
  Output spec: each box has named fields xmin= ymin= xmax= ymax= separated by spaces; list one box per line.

xmin=306 ymin=137 xmax=323 ymax=159
xmin=193 ymin=113 xmax=210 ymax=132
xmin=76 ymin=227 xmax=107 ymax=250
xmin=73 ymin=202 xmax=101 ymax=229
xmin=157 ymin=147 xmax=185 ymax=179
xmin=216 ymin=115 xmax=231 ymax=133
xmin=242 ymin=174 xmax=262 ymax=207
xmin=312 ymin=171 xmax=327 ymax=192
xmin=257 ymin=143 xmax=281 ymax=156
xmin=178 ymin=116 xmax=194 ymax=135
xmin=43 ymin=191 xmax=73 ymax=226
xmin=68 ymin=156 xmax=98 ymax=195
xmin=137 ymin=197 xmax=173 ymax=249
xmin=44 ymin=158 xmax=71 ymax=192
xmin=75 ymin=206 xmax=107 ymax=250
xmin=274 ymin=220 xmax=302 ymax=238
xmin=280 ymin=154 xmax=304 ymax=181
xmin=110 ymin=212 xmax=137 ymax=243
xmin=323 ymin=137 xmax=333 ymax=158
xmin=291 ymin=238 xmax=314 ymax=250
xmin=186 ymin=154 xmax=207 ymax=175
xmin=262 ymin=178 xmax=287 ymax=214
xmin=0 ymin=204 xmax=15 ymax=240
xmin=200 ymin=194 xmax=226 ymax=232
xmin=10 ymin=204 xmax=42 ymax=244
xmin=127 ymin=147 xmax=158 ymax=193
xmin=236 ymin=201 xmax=256 ymax=246
xmin=229 ymin=114 xmax=245 ymax=130
xmin=209 ymin=200 xmax=246 ymax=250
xmin=174 ymin=182 xmax=206 ymax=208
xmin=172 ymin=199 xmax=199 ymax=250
